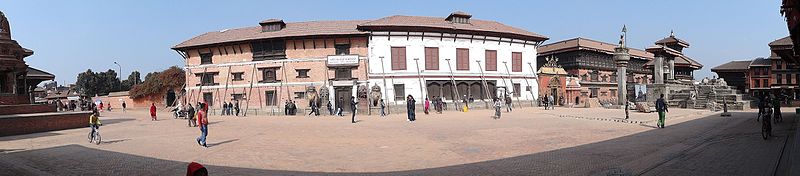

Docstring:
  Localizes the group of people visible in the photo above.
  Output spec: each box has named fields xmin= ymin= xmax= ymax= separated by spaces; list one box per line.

xmin=540 ymin=94 xmax=556 ymax=110
xmin=220 ymin=101 xmax=240 ymax=116
xmin=757 ymin=94 xmax=783 ymax=123
xmin=284 ymin=100 xmax=299 ymax=115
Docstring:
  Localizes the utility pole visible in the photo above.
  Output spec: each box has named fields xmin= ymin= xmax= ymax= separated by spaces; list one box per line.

xmin=445 ymin=58 xmax=461 ymax=110
xmin=503 ymin=61 xmax=522 ymax=108
xmin=379 ymin=56 xmax=390 ymax=114
xmin=413 ymin=58 xmax=426 ymax=100
xmin=521 ymin=62 xmax=535 ymax=107
xmin=475 ymin=60 xmax=492 ymax=109
xmin=527 ymin=62 xmax=539 ymax=106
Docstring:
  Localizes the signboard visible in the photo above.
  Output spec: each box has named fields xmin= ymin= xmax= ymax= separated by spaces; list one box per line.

xmin=327 ymin=55 xmax=360 ymax=67
xmin=331 ymin=80 xmax=355 ymax=86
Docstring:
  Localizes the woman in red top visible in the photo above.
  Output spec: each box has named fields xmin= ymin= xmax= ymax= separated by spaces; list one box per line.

xmin=150 ymin=103 xmax=157 ymax=121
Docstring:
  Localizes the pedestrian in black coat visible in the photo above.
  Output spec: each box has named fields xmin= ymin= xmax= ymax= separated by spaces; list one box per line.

xmin=350 ymin=96 xmax=358 ymax=123
xmin=407 ymin=95 xmax=416 ymax=122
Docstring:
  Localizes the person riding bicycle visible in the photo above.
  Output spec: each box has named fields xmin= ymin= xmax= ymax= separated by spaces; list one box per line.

xmin=89 ymin=109 xmax=102 ymax=139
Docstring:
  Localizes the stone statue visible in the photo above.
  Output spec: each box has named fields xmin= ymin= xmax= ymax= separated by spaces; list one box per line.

xmin=370 ymin=84 xmax=382 ymax=106
xmin=357 ymin=84 xmax=368 ymax=100
xmin=319 ymin=86 xmax=329 ymax=105
xmin=717 ymin=78 xmax=727 ymax=87
xmin=701 ymin=77 xmax=710 ymax=85
xmin=306 ymin=86 xmax=318 ymax=104
xmin=0 ymin=10 xmax=9 ymax=38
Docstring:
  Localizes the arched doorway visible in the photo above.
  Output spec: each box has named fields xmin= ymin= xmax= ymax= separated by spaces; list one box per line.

xmin=427 ymin=82 xmax=441 ymax=99
xmin=548 ymin=77 xmax=562 ymax=104
xmin=470 ymin=82 xmax=483 ymax=100
xmin=166 ymin=89 xmax=176 ymax=106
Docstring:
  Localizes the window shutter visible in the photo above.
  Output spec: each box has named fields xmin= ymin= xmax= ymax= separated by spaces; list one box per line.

xmin=512 ymin=52 xmax=523 ymax=72
xmin=392 ymin=47 xmax=406 ymax=70
xmin=457 ymin=48 xmax=469 ymax=70
xmin=425 ymin=47 xmax=439 ymax=70
xmin=485 ymin=50 xmax=497 ymax=71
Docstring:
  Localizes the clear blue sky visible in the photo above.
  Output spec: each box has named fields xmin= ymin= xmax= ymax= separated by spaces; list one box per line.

xmin=3 ymin=0 xmax=788 ymax=85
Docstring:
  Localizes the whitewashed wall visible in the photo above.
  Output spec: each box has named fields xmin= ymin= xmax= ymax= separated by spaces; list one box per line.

xmin=367 ymin=32 xmax=539 ymax=104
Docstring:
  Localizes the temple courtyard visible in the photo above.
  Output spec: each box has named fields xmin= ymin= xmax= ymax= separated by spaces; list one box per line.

xmin=0 ymin=107 xmax=797 ymax=175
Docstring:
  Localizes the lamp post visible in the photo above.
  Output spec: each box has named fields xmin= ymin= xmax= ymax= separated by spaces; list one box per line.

xmin=113 ymin=61 xmax=122 ymax=80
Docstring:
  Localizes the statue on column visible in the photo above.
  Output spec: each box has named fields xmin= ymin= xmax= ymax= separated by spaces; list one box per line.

xmin=370 ymin=84 xmax=382 ymax=106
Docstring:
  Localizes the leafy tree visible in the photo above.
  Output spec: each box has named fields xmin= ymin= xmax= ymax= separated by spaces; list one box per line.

xmin=75 ymin=69 xmax=124 ymax=96
xmin=130 ymin=66 xmax=185 ymax=101
xmin=121 ymin=70 xmax=142 ymax=91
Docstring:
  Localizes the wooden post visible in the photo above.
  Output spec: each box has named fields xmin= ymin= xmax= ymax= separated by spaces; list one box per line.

xmin=221 ymin=65 xmax=232 ymax=111
xmin=244 ymin=64 xmax=257 ymax=116
xmin=445 ymin=59 xmax=461 ymax=110
xmin=523 ymin=62 xmax=536 ymax=107
xmin=197 ymin=67 xmax=208 ymax=104
xmin=364 ymin=58 xmax=371 ymax=115
xmin=475 ymin=60 xmax=492 ymax=109
xmin=503 ymin=61 xmax=522 ymax=108
xmin=379 ymin=56 xmax=390 ymax=114
xmin=528 ymin=63 xmax=539 ymax=107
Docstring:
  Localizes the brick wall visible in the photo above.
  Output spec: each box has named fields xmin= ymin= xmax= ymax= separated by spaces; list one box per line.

xmin=0 ymin=104 xmax=55 ymax=115
xmin=0 ymin=112 xmax=91 ymax=137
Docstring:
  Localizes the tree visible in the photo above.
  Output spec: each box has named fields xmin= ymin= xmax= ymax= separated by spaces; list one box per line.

xmin=75 ymin=69 xmax=98 ymax=96
xmin=74 ymin=69 xmax=124 ymax=96
xmin=130 ymin=66 xmax=185 ymax=102
xmin=121 ymin=70 xmax=142 ymax=91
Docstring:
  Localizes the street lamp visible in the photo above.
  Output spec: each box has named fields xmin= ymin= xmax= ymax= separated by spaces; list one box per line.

xmin=113 ymin=61 xmax=122 ymax=80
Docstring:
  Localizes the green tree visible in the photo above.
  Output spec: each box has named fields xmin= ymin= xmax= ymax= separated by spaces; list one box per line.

xmin=130 ymin=66 xmax=185 ymax=101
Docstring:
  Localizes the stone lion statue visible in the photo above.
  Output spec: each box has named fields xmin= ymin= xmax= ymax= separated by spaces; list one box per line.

xmin=370 ymin=84 xmax=382 ymax=106
xmin=306 ymin=86 xmax=318 ymax=104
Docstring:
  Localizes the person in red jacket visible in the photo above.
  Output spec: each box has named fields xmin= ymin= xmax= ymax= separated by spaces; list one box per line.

xmin=186 ymin=162 xmax=208 ymax=176
xmin=150 ymin=103 xmax=157 ymax=121
xmin=196 ymin=102 xmax=209 ymax=147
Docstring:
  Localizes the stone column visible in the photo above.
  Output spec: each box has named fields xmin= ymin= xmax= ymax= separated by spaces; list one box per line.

xmin=654 ymin=56 xmax=664 ymax=84
xmin=614 ymin=47 xmax=630 ymax=105
xmin=667 ymin=58 xmax=675 ymax=81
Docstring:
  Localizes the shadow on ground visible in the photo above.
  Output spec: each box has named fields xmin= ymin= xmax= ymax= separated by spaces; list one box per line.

xmin=0 ymin=111 xmax=795 ymax=176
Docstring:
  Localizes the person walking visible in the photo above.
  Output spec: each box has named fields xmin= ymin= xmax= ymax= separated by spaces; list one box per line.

xmin=327 ymin=100 xmax=334 ymax=116
xmin=379 ymin=99 xmax=386 ymax=117
xmin=196 ymin=102 xmax=209 ymax=148
xmin=150 ymin=103 xmax=157 ymax=121
xmin=350 ymin=96 xmax=358 ymax=123
xmin=407 ymin=95 xmax=416 ymax=122
xmin=222 ymin=102 xmax=228 ymax=116
xmin=284 ymin=100 xmax=290 ymax=115
xmin=336 ymin=97 xmax=344 ymax=117
xmin=625 ymin=101 xmax=630 ymax=120
xmin=505 ymin=96 xmax=513 ymax=112
xmin=121 ymin=101 xmax=127 ymax=112
xmin=234 ymin=101 xmax=240 ymax=116
xmin=424 ymin=98 xmax=430 ymax=115
xmin=655 ymin=94 xmax=668 ymax=128
xmin=308 ymin=99 xmax=317 ymax=116
xmin=187 ymin=103 xmax=196 ymax=127
xmin=493 ymin=98 xmax=502 ymax=119
xmin=548 ymin=95 xmax=555 ymax=110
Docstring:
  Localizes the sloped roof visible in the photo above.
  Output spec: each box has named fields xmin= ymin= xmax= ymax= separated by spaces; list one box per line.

xmin=26 ymin=67 xmax=54 ymax=80
xmin=750 ymin=57 xmax=772 ymax=66
xmin=769 ymin=36 xmax=792 ymax=46
xmin=711 ymin=60 xmax=751 ymax=72
xmin=538 ymin=37 xmax=654 ymax=59
xmin=173 ymin=20 xmax=370 ymax=49
xmin=538 ymin=67 xmax=567 ymax=75
xmin=358 ymin=15 xmax=548 ymax=41
xmin=655 ymin=32 xmax=690 ymax=47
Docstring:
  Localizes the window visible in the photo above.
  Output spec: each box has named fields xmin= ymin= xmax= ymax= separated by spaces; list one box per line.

xmin=231 ymin=72 xmax=244 ymax=81
xmin=294 ymin=92 xmax=306 ymax=99
xmin=590 ymin=88 xmax=599 ymax=98
xmin=296 ymin=69 xmax=310 ymax=78
xmin=513 ymin=83 xmax=521 ymax=97
xmin=755 ymin=79 xmax=760 ymax=88
xmin=200 ymin=52 xmax=213 ymax=65
xmin=259 ymin=68 xmax=278 ymax=83
xmin=394 ymin=84 xmax=405 ymax=101
xmin=485 ymin=50 xmax=497 ymax=71
xmin=335 ymin=44 xmax=351 ymax=55
xmin=777 ymin=74 xmax=783 ymax=84
xmin=391 ymin=47 xmax=407 ymax=70
xmin=196 ymin=73 xmax=218 ymax=86
xmin=512 ymin=52 xmax=523 ymax=72
xmin=425 ymin=47 xmax=439 ymax=70
xmin=251 ymin=40 xmax=286 ymax=61
xmin=265 ymin=91 xmax=276 ymax=106
xmin=335 ymin=68 xmax=352 ymax=80
xmin=796 ymin=74 xmax=800 ymax=84
xmin=456 ymin=48 xmax=469 ymax=70
xmin=611 ymin=89 xmax=617 ymax=97
xmin=763 ymin=79 xmax=769 ymax=87
xmin=231 ymin=93 xmax=246 ymax=101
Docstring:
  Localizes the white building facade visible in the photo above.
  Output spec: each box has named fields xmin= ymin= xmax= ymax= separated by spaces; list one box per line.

xmin=359 ymin=12 xmax=548 ymax=106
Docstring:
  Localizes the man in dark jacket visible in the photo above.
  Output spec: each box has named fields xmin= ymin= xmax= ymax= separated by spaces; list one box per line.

xmin=407 ymin=95 xmax=416 ymax=122
xmin=327 ymin=100 xmax=334 ymax=116
xmin=656 ymin=94 xmax=668 ymax=128
xmin=350 ymin=96 xmax=358 ymax=123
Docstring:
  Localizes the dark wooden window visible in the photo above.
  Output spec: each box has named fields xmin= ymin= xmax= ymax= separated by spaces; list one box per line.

xmin=512 ymin=52 xmax=522 ymax=72
xmin=231 ymin=72 xmax=244 ymax=81
xmin=231 ymin=93 xmax=245 ymax=100
xmin=259 ymin=68 xmax=279 ymax=83
xmin=196 ymin=73 xmax=218 ymax=86
xmin=394 ymin=84 xmax=405 ymax=101
xmin=456 ymin=48 xmax=469 ymax=70
xmin=485 ymin=50 xmax=497 ymax=71
xmin=251 ymin=40 xmax=286 ymax=61
xmin=200 ymin=52 xmax=213 ymax=65
xmin=296 ymin=69 xmax=310 ymax=78
xmin=778 ymin=74 xmax=783 ymax=84
xmin=265 ymin=91 xmax=276 ymax=106
xmin=335 ymin=68 xmax=352 ymax=80
xmin=335 ymin=44 xmax=351 ymax=55
xmin=513 ymin=83 xmax=521 ymax=97
xmin=425 ymin=47 xmax=439 ymax=70
xmin=203 ymin=93 xmax=214 ymax=107
xmin=391 ymin=47 xmax=407 ymax=70
xmin=754 ymin=79 xmax=761 ymax=88
xmin=294 ymin=92 xmax=306 ymax=99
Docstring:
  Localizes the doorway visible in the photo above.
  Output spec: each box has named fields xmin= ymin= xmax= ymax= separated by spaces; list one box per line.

xmin=166 ymin=90 xmax=176 ymax=106
xmin=335 ymin=86 xmax=353 ymax=113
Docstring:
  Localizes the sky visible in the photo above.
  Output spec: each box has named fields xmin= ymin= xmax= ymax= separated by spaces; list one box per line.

xmin=2 ymin=0 xmax=789 ymax=85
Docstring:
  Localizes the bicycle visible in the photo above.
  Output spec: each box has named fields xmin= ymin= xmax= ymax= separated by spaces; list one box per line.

xmin=762 ymin=108 xmax=772 ymax=140
xmin=87 ymin=125 xmax=101 ymax=145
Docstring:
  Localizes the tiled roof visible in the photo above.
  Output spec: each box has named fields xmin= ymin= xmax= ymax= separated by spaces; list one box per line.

xmin=750 ymin=57 xmax=772 ymax=66
xmin=769 ymin=36 xmax=792 ymax=46
xmin=711 ymin=60 xmax=751 ymax=72
xmin=655 ymin=32 xmax=690 ymax=47
xmin=358 ymin=15 xmax=548 ymax=42
xmin=538 ymin=37 xmax=654 ymax=59
xmin=26 ymin=67 xmax=54 ymax=80
xmin=173 ymin=20 xmax=370 ymax=49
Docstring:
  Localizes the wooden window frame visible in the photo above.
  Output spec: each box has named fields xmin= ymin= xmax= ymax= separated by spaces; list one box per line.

xmin=456 ymin=48 xmax=469 ymax=70
xmin=391 ymin=47 xmax=407 ymax=70
xmin=512 ymin=52 xmax=523 ymax=72
xmin=425 ymin=47 xmax=439 ymax=70
xmin=485 ymin=50 xmax=497 ymax=71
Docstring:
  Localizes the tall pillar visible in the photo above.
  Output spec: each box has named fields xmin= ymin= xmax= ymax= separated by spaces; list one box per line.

xmin=614 ymin=25 xmax=630 ymax=106
xmin=654 ymin=56 xmax=664 ymax=84
xmin=667 ymin=58 xmax=675 ymax=80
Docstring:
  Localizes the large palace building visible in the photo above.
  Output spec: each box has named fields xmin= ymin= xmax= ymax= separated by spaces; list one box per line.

xmin=174 ymin=12 xmax=547 ymax=114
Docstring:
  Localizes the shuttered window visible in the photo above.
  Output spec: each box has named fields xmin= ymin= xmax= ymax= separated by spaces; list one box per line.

xmin=425 ymin=47 xmax=439 ymax=70
xmin=512 ymin=52 xmax=523 ymax=72
xmin=485 ymin=50 xmax=497 ymax=71
xmin=391 ymin=47 xmax=407 ymax=70
xmin=456 ymin=48 xmax=469 ymax=70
